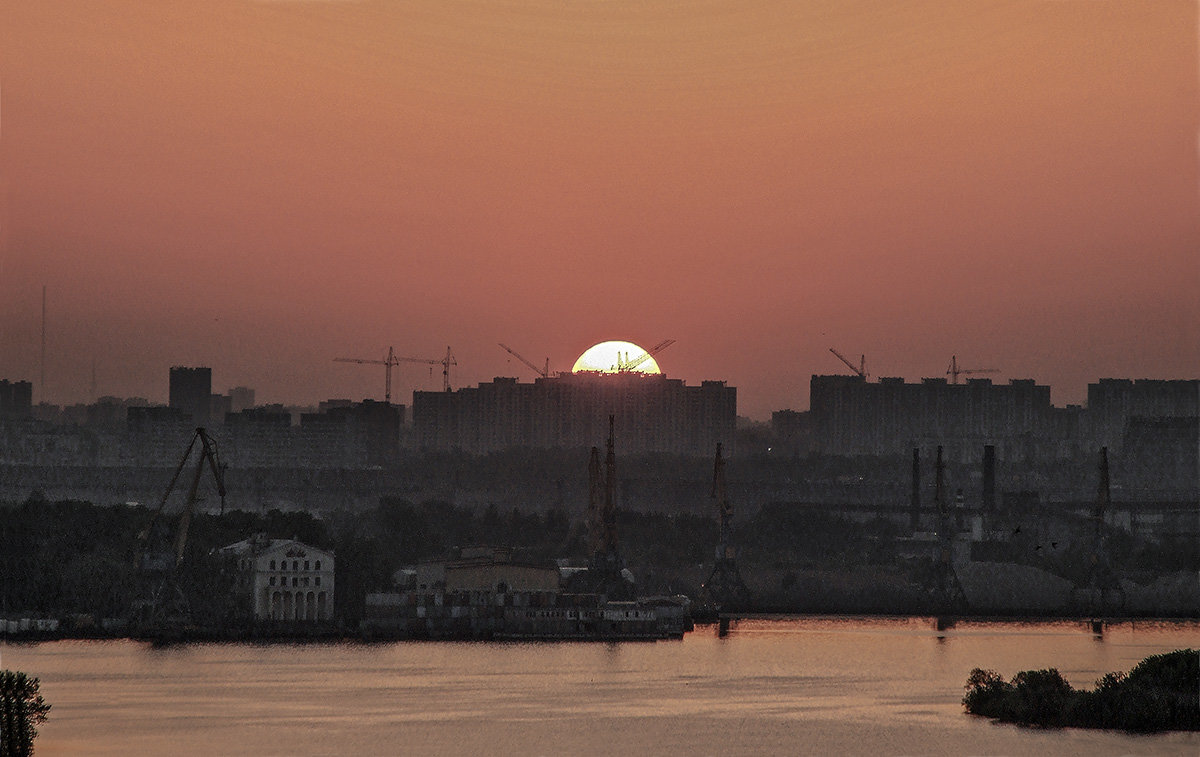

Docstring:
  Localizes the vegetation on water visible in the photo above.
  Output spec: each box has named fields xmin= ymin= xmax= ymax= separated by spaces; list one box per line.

xmin=0 ymin=670 xmax=51 ymax=756
xmin=963 ymin=649 xmax=1200 ymax=732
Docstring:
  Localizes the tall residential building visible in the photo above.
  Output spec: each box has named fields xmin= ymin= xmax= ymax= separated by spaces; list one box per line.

xmin=0 ymin=380 xmax=33 ymax=418
xmin=808 ymin=374 xmax=1055 ymax=461
xmin=169 ymin=366 xmax=212 ymax=426
xmin=413 ymin=372 xmax=736 ymax=456
xmin=1084 ymin=379 xmax=1199 ymax=453
xmin=227 ymin=386 xmax=256 ymax=414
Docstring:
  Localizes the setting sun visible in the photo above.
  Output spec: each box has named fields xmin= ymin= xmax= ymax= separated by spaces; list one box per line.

xmin=571 ymin=341 xmax=662 ymax=374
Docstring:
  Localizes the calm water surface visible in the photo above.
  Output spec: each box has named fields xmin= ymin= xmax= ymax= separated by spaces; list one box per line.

xmin=3 ymin=617 xmax=1198 ymax=756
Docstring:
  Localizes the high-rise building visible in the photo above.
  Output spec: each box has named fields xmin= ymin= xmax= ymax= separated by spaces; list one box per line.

xmin=227 ymin=386 xmax=256 ymax=414
xmin=808 ymin=374 xmax=1055 ymax=461
xmin=0 ymin=380 xmax=33 ymax=418
xmin=169 ymin=366 xmax=212 ymax=426
xmin=413 ymin=372 xmax=735 ymax=456
xmin=1084 ymin=379 xmax=1199 ymax=453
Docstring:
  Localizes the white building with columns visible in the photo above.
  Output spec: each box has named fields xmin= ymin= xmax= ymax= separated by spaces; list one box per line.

xmin=220 ymin=535 xmax=335 ymax=622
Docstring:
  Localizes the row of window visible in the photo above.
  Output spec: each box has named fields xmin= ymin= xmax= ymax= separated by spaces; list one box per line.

xmin=269 ymin=576 xmax=322 ymax=588
xmin=269 ymin=559 xmax=322 ymax=571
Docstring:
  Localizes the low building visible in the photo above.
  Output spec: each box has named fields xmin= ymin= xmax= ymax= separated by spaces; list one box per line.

xmin=220 ymin=535 xmax=335 ymax=622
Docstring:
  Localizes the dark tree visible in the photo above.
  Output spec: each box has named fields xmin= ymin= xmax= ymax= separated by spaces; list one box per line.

xmin=0 ymin=670 xmax=51 ymax=756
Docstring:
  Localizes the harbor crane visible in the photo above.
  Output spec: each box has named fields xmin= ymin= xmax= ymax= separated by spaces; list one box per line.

xmin=498 ymin=343 xmax=550 ymax=379
xmin=133 ymin=427 xmax=227 ymax=628
xmin=829 ymin=347 xmax=868 ymax=379
xmin=946 ymin=355 xmax=998 ymax=384
xmin=335 ymin=346 xmax=458 ymax=401
xmin=617 ymin=339 xmax=675 ymax=372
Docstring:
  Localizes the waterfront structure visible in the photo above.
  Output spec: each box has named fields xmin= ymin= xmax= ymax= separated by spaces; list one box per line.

xmin=366 ymin=546 xmax=689 ymax=639
xmin=413 ymin=371 xmax=736 ymax=456
xmin=407 ymin=546 xmax=560 ymax=595
xmin=168 ymin=366 xmax=212 ymax=426
xmin=220 ymin=535 xmax=335 ymax=622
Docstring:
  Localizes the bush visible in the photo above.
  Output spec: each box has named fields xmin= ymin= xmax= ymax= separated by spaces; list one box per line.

xmin=964 ymin=650 xmax=1200 ymax=732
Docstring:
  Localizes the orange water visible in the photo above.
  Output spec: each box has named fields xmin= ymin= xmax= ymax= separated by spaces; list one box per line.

xmin=4 ymin=618 xmax=1198 ymax=756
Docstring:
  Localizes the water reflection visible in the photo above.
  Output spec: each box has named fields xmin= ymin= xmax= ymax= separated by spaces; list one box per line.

xmin=3 ymin=618 xmax=1197 ymax=756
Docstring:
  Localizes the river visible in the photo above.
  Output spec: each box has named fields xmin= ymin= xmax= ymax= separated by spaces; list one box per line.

xmin=3 ymin=617 xmax=1197 ymax=755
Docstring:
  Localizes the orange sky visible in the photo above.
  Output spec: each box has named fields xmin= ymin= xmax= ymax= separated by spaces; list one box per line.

xmin=1 ymin=1 xmax=1197 ymax=419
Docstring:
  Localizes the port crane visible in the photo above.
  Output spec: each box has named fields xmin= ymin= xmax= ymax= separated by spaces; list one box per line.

xmin=946 ymin=355 xmax=998 ymax=384
xmin=335 ymin=346 xmax=458 ymax=401
xmin=829 ymin=347 xmax=868 ymax=379
xmin=617 ymin=339 xmax=675 ymax=372
xmin=133 ymin=427 xmax=227 ymax=627
xmin=701 ymin=443 xmax=751 ymax=612
xmin=498 ymin=343 xmax=550 ymax=379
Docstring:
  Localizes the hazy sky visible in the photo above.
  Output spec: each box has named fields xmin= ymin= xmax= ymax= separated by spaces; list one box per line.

xmin=1 ymin=1 xmax=1196 ymax=419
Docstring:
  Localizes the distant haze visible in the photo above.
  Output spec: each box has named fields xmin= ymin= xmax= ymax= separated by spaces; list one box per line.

xmin=1 ymin=1 xmax=1196 ymax=419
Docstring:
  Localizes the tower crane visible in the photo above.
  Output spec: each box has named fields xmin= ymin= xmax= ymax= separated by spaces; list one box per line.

xmin=334 ymin=346 xmax=404 ymax=404
xmin=618 ymin=339 xmax=675 ymax=372
xmin=829 ymin=347 xmax=868 ymax=379
xmin=498 ymin=343 xmax=550 ymax=379
xmin=394 ymin=346 xmax=457 ymax=392
xmin=946 ymin=355 xmax=998 ymax=384
xmin=335 ymin=346 xmax=458 ymax=399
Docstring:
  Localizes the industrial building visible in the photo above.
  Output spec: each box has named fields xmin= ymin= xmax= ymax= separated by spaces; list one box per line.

xmin=412 ymin=371 xmax=736 ymax=456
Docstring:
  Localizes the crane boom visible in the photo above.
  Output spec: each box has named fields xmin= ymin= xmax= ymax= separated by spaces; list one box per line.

xmin=829 ymin=347 xmax=868 ymax=378
xmin=335 ymin=345 xmax=457 ymax=398
xmin=499 ymin=343 xmax=549 ymax=378
xmin=394 ymin=346 xmax=457 ymax=391
xmin=619 ymin=339 xmax=675 ymax=372
xmin=138 ymin=427 xmax=226 ymax=568
xmin=334 ymin=346 xmax=403 ymax=403
xmin=946 ymin=355 xmax=999 ymax=384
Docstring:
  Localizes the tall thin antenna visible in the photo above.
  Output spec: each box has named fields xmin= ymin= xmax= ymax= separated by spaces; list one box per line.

xmin=40 ymin=284 xmax=47 ymax=400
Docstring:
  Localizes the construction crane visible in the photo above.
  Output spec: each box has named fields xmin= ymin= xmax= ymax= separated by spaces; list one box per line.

xmin=133 ymin=427 xmax=227 ymax=628
xmin=334 ymin=346 xmax=404 ymax=404
xmin=946 ymin=355 xmax=998 ymax=384
xmin=335 ymin=346 xmax=458 ymax=399
xmin=617 ymin=339 xmax=675 ymax=372
xmin=829 ymin=347 xmax=868 ymax=379
xmin=394 ymin=346 xmax=457 ymax=392
xmin=498 ymin=343 xmax=549 ymax=379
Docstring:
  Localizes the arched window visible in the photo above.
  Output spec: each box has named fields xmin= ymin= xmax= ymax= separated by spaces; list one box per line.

xmin=293 ymin=560 xmax=298 ymax=571
xmin=270 ymin=559 xmax=276 ymax=570
xmin=314 ymin=577 xmax=321 ymax=587
xmin=315 ymin=560 xmax=321 ymax=570
xmin=304 ymin=560 xmax=310 ymax=571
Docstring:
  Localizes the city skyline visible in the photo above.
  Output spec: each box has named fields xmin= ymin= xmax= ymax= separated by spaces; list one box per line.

xmin=1 ymin=1 xmax=1197 ymax=419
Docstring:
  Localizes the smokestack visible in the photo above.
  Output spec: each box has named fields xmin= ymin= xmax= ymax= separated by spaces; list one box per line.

xmin=40 ymin=284 xmax=47 ymax=400
xmin=934 ymin=445 xmax=945 ymax=515
xmin=982 ymin=444 xmax=995 ymax=512
xmin=910 ymin=448 xmax=921 ymax=531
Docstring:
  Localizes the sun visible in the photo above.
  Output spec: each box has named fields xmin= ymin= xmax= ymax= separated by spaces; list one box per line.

xmin=571 ymin=341 xmax=662 ymax=374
